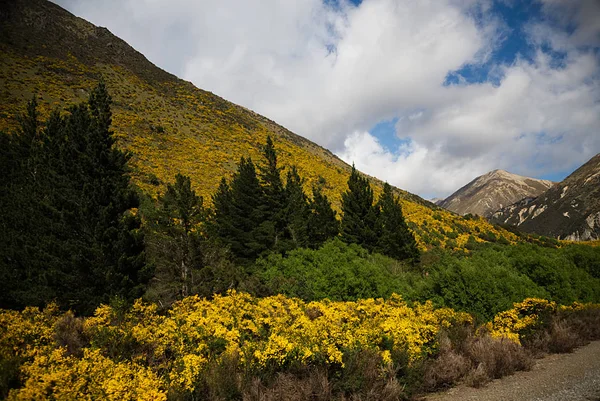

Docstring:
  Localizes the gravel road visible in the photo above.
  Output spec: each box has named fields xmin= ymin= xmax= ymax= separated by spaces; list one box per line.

xmin=426 ymin=340 xmax=600 ymax=401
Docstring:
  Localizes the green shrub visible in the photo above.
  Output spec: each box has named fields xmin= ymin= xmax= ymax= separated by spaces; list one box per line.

xmin=507 ymin=244 xmax=600 ymax=305
xmin=257 ymin=239 xmax=411 ymax=301
xmin=416 ymin=248 xmax=548 ymax=320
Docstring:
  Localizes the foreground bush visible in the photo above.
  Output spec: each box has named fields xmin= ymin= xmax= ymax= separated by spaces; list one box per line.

xmin=1 ymin=292 xmax=470 ymax=400
xmin=421 ymin=299 xmax=600 ymax=391
xmin=1 ymin=295 xmax=599 ymax=400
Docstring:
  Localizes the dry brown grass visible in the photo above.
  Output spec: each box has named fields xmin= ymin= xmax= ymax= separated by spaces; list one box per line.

xmin=243 ymin=369 xmax=331 ymax=401
xmin=522 ymin=308 xmax=600 ymax=356
xmin=422 ymin=330 xmax=534 ymax=391
xmin=547 ymin=319 xmax=579 ymax=353
xmin=561 ymin=309 xmax=600 ymax=342
xmin=53 ymin=310 xmax=87 ymax=357
xmin=239 ymin=349 xmax=406 ymax=401
xmin=422 ymin=335 xmax=471 ymax=391
xmin=465 ymin=335 xmax=533 ymax=383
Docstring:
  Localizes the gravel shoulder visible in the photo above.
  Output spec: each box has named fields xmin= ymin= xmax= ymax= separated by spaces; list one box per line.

xmin=425 ymin=340 xmax=600 ymax=401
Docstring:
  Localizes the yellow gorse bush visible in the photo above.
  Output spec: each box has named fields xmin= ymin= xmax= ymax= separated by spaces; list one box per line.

xmin=485 ymin=298 xmax=557 ymax=344
xmin=1 ymin=291 xmax=471 ymax=398
xmin=13 ymin=348 xmax=166 ymax=401
xmin=3 ymin=293 xmax=600 ymax=399
xmin=486 ymin=298 xmax=600 ymax=344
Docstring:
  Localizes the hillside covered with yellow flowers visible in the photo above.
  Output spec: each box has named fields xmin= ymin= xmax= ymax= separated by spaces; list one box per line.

xmin=0 ymin=0 xmax=524 ymax=252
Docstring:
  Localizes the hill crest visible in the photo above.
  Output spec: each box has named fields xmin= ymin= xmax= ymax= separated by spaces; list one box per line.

xmin=439 ymin=169 xmax=554 ymax=217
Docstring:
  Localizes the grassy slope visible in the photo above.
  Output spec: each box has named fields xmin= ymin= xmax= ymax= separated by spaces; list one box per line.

xmin=0 ymin=0 xmax=517 ymax=251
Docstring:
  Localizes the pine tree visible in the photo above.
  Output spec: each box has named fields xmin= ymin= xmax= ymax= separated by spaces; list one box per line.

xmin=0 ymin=97 xmax=53 ymax=308
xmin=258 ymin=136 xmax=286 ymax=247
xmin=340 ymin=165 xmax=379 ymax=251
xmin=79 ymin=81 xmax=149 ymax=310
xmin=0 ymin=83 xmax=149 ymax=314
xmin=282 ymin=165 xmax=310 ymax=250
xmin=148 ymin=174 xmax=205 ymax=303
xmin=211 ymin=177 xmax=235 ymax=241
xmin=307 ymin=180 xmax=339 ymax=248
xmin=212 ymin=157 xmax=268 ymax=263
xmin=376 ymin=183 xmax=420 ymax=263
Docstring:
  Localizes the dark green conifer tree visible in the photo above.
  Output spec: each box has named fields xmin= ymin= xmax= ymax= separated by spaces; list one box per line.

xmin=147 ymin=174 xmax=205 ymax=303
xmin=212 ymin=157 xmax=268 ymax=264
xmin=376 ymin=183 xmax=420 ymax=264
xmin=282 ymin=165 xmax=310 ymax=250
xmin=340 ymin=165 xmax=379 ymax=251
xmin=211 ymin=177 xmax=234 ymax=241
xmin=258 ymin=136 xmax=287 ymax=248
xmin=307 ymin=181 xmax=339 ymax=249
xmin=0 ymin=82 xmax=149 ymax=314
xmin=0 ymin=97 xmax=51 ymax=308
xmin=76 ymin=81 xmax=148 ymax=311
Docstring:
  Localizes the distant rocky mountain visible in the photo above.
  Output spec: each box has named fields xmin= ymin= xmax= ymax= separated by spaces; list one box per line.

xmin=438 ymin=170 xmax=554 ymax=217
xmin=429 ymin=198 xmax=445 ymax=206
xmin=491 ymin=154 xmax=600 ymax=241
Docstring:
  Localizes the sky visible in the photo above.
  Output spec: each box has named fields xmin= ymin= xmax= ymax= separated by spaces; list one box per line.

xmin=53 ymin=0 xmax=600 ymax=199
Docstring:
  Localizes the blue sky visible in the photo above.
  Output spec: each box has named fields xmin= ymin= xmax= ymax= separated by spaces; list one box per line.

xmin=357 ymin=0 xmax=599 ymax=192
xmin=56 ymin=0 xmax=600 ymax=198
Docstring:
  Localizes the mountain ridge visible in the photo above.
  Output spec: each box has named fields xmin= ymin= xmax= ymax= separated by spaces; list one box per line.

xmin=438 ymin=169 xmax=554 ymax=217
xmin=491 ymin=154 xmax=600 ymax=241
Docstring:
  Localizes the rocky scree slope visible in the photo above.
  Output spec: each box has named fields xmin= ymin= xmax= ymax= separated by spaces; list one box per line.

xmin=491 ymin=154 xmax=600 ymax=241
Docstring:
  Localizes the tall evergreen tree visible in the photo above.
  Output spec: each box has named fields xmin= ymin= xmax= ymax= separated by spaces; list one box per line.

xmin=0 ymin=97 xmax=51 ymax=308
xmin=307 ymin=181 xmax=339 ymax=249
xmin=376 ymin=183 xmax=420 ymax=263
xmin=0 ymin=82 xmax=149 ymax=314
xmin=258 ymin=136 xmax=286 ymax=247
xmin=212 ymin=157 xmax=268 ymax=264
xmin=282 ymin=165 xmax=310 ymax=250
xmin=77 ymin=81 xmax=148 ymax=310
xmin=148 ymin=174 xmax=205 ymax=303
xmin=340 ymin=165 xmax=379 ymax=251
xmin=211 ymin=177 xmax=235 ymax=242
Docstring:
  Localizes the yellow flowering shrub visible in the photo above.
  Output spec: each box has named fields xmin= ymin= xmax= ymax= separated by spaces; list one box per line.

xmin=0 ymin=304 xmax=60 ymax=361
xmin=2 ymin=292 xmax=472 ymax=398
xmin=559 ymin=301 xmax=600 ymax=312
xmin=9 ymin=348 xmax=166 ymax=401
xmin=485 ymin=298 xmax=557 ymax=344
xmin=3 ymin=293 xmax=599 ymax=398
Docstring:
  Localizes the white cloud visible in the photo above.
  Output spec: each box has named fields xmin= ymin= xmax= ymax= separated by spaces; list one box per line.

xmin=337 ymin=131 xmax=492 ymax=198
xmin=53 ymin=0 xmax=600 ymax=198
xmin=55 ymin=0 xmax=496 ymax=149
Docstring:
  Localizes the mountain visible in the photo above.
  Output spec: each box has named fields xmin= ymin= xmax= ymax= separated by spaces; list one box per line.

xmin=0 ymin=0 xmax=519 ymax=250
xmin=438 ymin=170 xmax=554 ymax=217
xmin=491 ymin=154 xmax=600 ymax=241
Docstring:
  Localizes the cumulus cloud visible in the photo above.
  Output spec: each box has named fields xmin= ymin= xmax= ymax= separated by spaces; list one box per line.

xmin=337 ymin=132 xmax=491 ymax=196
xmin=53 ymin=0 xmax=600 ymax=198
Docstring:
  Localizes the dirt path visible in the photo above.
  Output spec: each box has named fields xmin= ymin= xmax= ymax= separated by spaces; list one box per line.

xmin=426 ymin=340 xmax=600 ymax=401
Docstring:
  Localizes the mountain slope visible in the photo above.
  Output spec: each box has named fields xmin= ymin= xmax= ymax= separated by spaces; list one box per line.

xmin=491 ymin=154 xmax=600 ymax=241
xmin=0 ymin=0 xmax=518 ymax=250
xmin=439 ymin=170 xmax=554 ymax=217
